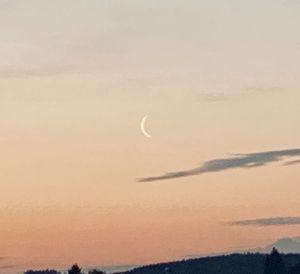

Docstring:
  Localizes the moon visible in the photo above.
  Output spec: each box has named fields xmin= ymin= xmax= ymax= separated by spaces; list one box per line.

xmin=140 ymin=116 xmax=152 ymax=138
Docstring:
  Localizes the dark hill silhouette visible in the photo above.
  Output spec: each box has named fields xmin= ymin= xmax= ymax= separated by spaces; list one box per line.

xmin=23 ymin=251 xmax=300 ymax=274
xmin=115 ymin=253 xmax=300 ymax=274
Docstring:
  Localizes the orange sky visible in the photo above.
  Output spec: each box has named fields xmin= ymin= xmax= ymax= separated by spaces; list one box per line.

xmin=0 ymin=0 xmax=300 ymax=273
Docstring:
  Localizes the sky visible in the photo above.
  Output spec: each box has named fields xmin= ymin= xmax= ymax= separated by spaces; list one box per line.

xmin=0 ymin=0 xmax=300 ymax=273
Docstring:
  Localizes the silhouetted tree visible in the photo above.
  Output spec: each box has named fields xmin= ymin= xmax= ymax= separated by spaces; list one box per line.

xmin=264 ymin=248 xmax=286 ymax=274
xmin=24 ymin=271 xmax=60 ymax=274
xmin=68 ymin=264 xmax=83 ymax=274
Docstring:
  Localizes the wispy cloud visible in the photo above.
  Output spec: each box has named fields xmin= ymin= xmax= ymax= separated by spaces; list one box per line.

xmin=230 ymin=217 xmax=300 ymax=226
xmin=139 ymin=148 xmax=300 ymax=182
xmin=284 ymin=159 xmax=300 ymax=166
xmin=0 ymin=66 xmax=70 ymax=78
xmin=0 ymin=265 xmax=17 ymax=269
xmin=197 ymin=85 xmax=281 ymax=103
xmin=0 ymin=257 xmax=17 ymax=271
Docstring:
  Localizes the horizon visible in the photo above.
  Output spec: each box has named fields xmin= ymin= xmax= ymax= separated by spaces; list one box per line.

xmin=1 ymin=0 xmax=300 ymax=273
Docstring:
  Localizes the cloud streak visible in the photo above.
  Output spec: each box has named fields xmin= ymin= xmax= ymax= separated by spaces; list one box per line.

xmin=139 ymin=148 xmax=300 ymax=182
xmin=230 ymin=217 xmax=300 ymax=226
xmin=284 ymin=159 xmax=300 ymax=166
xmin=0 ymin=264 xmax=17 ymax=269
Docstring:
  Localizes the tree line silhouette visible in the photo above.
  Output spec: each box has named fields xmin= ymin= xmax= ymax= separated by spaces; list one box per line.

xmin=24 ymin=264 xmax=105 ymax=274
xmin=264 ymin=248 xmax=300 ymax=274
xmin=23 ymin=249 xmax=300 ymax=274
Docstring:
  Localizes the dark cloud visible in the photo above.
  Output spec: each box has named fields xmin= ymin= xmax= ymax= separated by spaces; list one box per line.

xmin=230 ymin=217 xmax=300 ymax=226
xmin=138 ymin=148 xmax=300 ymax=182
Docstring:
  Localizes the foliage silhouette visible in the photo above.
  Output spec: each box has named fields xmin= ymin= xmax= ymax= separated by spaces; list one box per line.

xmin=22 ymin=252 xmax=300 ymax=274
xmin=68 ymin=264 xmax=84 ymax=274
xmin=264 ymin=248 xmax=286 ymax=274
xmin=116 ymin=253 xmax=300 ymax=274
xmin=88 ymin=270 xmax=106 ymax=274
xmin=24 ymin=270 xmax=60 ymax=274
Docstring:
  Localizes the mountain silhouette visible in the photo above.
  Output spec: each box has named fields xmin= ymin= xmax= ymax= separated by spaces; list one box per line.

xmin=185 ymin=237 xmax=300 ymax=259
xmin=255 ymin=237 xmax=300 ymax=254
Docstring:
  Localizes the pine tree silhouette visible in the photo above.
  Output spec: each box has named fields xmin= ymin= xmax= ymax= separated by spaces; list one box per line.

xmin=264 ymin=248 xmax=286 ymax=274
xmin=68 ymin=264 xmax=83 ymax=274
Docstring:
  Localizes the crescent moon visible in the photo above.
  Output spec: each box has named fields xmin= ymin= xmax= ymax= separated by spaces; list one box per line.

xmin=140 ymin=116 xmax=152 ymax=138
